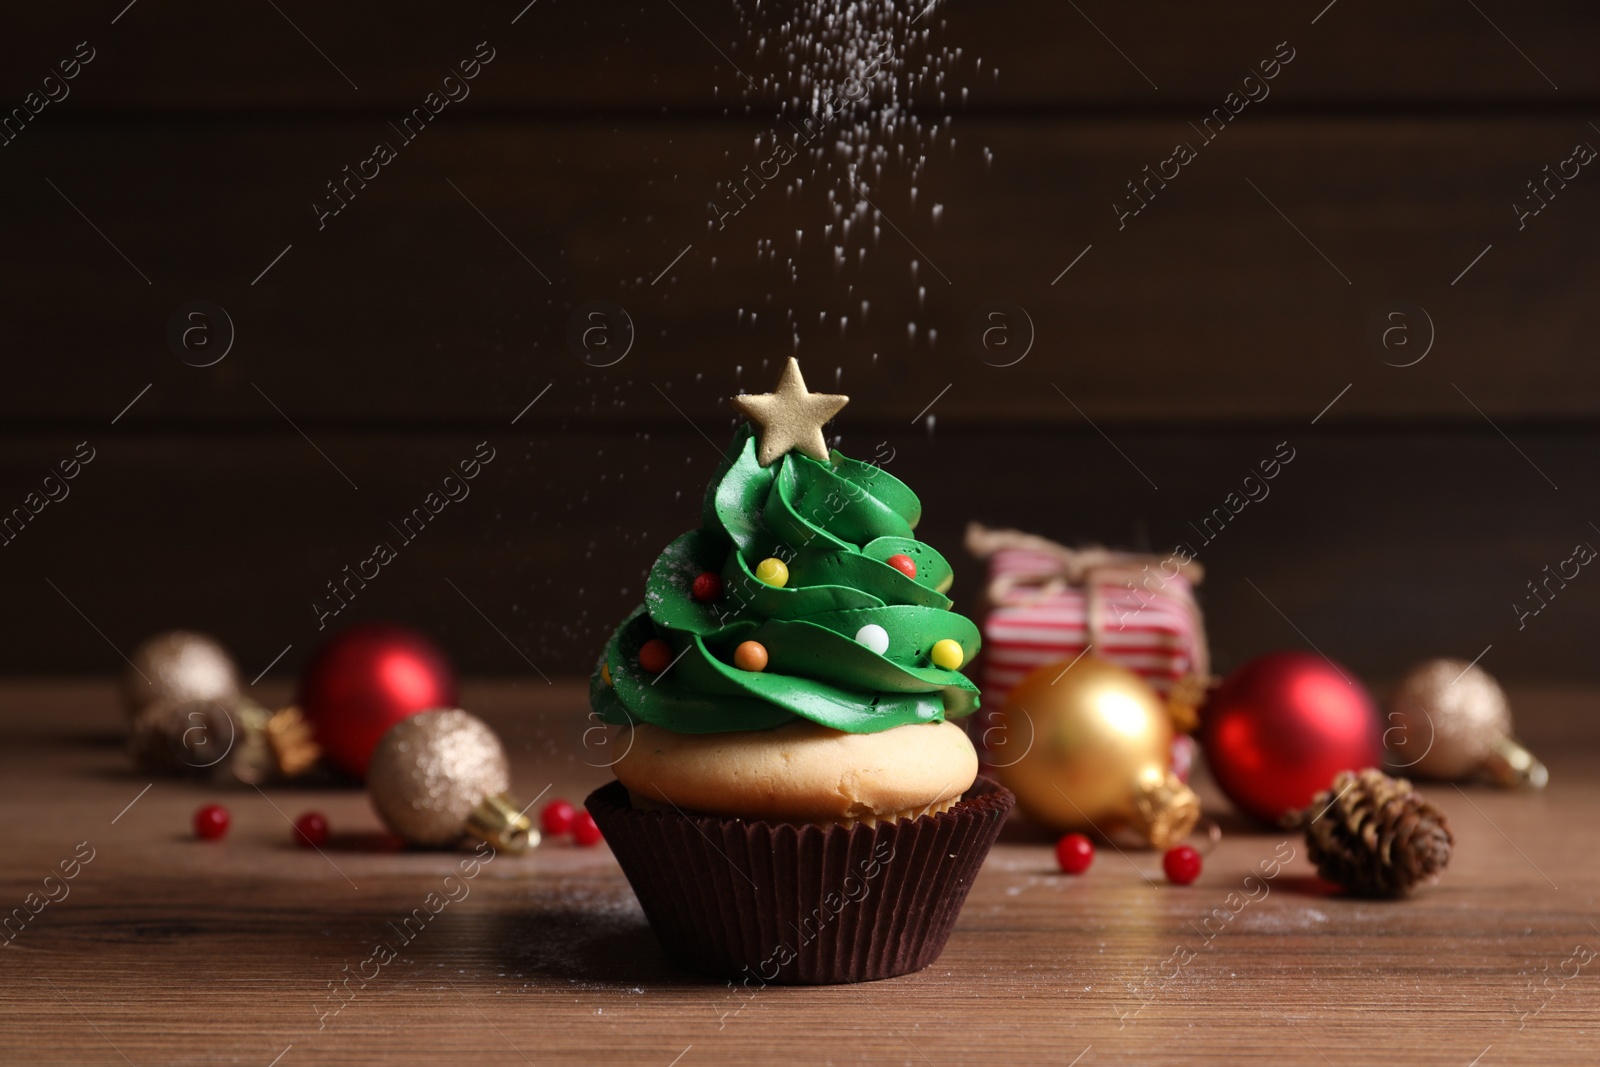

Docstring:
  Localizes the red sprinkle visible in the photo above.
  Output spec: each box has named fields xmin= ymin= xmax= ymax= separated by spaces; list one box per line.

xmin=885 ymin=554 xmax=917 ymax=579
xmin=691 ymin=571 xmax=723 ymax=602
xmin=638 ymin=639 xmax=673 ymax=673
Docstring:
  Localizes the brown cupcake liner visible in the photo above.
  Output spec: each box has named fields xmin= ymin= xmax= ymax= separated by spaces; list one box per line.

xmin=585 ymin=777 xmax=1014 ymax=985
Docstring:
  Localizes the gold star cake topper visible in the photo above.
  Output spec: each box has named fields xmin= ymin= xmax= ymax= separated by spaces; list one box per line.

xmin=731 ymin=358 xmax=849 ymax=466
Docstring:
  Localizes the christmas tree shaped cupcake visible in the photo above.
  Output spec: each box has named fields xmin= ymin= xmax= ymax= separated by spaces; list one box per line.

xmin=585 ymin=359 xmax=1012 ymax=985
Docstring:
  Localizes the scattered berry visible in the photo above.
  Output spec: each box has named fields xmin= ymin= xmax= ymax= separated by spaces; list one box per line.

xmin=294 ymin=811 xmax=329 ymax=849
xmin=638 ymin=638 xmax=673 ymax=673
xmin=1055 ymin=832 xmax=1094 ymax=874
xmin=691 ymin=571 xmax=723 ymax=602
xmin=733 ymin=640 xmax=769 ymax=672
xmin=1163 ymin=844 xmax=1202 ymax=885
xmin=194 ymin=804 xmax=230 ymax=841
xmin=885 ymin=553 xmax=917 ymax=579
xmin=542 ymin=799 xmax=576 ymax=836
xmin=572 ymin=810 xmax=603 ymax=847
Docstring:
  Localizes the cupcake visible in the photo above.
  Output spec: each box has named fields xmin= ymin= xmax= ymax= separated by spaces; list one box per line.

xmin=585 ymin=358 xmax=1012 ymax=985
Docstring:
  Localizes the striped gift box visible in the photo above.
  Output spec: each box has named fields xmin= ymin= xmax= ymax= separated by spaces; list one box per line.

xmin=980 ymin=548 xmax=1202 ymax=703
xmin=965 ymin=526 xmax=1209 ymax=769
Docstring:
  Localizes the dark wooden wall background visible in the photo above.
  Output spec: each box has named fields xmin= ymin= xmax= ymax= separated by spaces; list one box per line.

xmin=2 ymin=1 xmax=1598 ymax=684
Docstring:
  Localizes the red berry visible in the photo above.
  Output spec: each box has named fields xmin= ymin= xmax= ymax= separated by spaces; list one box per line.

xmin=638 ymin=638 xmax=673 ymax=673
xmin=572 ymin=810 xmax=603 ymax=847
xmin=193 ymin=804 xmax=230 ymax=841
xmin=1163 ymin=844 xmax=1202 ymax=885
xmin=885 ymin=554 xmax=917 ymax=579
xmin=294 ymin=811 xmax=329 ymax=849
xmin=541 ymin=799 xmax=577 ymax=836
xmin=1055 ymin=832 xmax=1094 ymax=874
xmin=691 ymin=571 xmax=723 ymax=602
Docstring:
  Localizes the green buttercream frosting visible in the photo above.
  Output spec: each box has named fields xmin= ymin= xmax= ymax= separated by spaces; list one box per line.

xmin=590 ymin=424 xmax=981 ymax=734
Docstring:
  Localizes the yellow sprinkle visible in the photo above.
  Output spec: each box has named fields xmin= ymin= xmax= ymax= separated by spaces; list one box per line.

xmin=930 ymin=639 xmax=964 ymax=670
xmin=601 ymin=663 xmax=613 ymax=687
xmin=755 ymin=557 xmax=789 ymax=588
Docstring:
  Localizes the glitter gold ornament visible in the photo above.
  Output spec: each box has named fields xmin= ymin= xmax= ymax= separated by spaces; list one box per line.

xmin=367 ymin=708 xmax=537 ymax=851
xmin=123 ymin=631 xmax=318 ymax=783
xmin=1386 ymin=657 xmax=1546 ymax=788
xmin=129 ymin=696 xmax=237 ymax=777
xmin=730 ymin=357 xmax=849 ymax=466
xmin=130 ymin=696 xmax=319 ymax=783
xmin=994 ymin=655 xmax=1199 ymax=848
xmin=122 ymin=631 xmax=241 ymax=718
xmin=129 ymin=696 xmax=319 ymax=784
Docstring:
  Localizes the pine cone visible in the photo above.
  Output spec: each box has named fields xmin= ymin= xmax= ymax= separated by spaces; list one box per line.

xmin=1297 ymin=768 xmax=1453 ymax=898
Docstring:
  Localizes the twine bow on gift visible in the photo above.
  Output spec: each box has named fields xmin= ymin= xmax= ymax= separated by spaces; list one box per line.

xmin=964 ymin=523 xmax=1212 ymax=728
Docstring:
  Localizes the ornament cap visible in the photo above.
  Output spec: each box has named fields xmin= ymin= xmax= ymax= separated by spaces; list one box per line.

xmin=1128 ymin=769 xmax=1201 ymax=850
xmin=263 ymin=704 xmax=322 ymax=778
xmin=225 ymin=700 xmax=276 ymax=785
xmin=466 ymin=790 xmax=540 ymax=853
xmin=1164 ymin=672 xmax=1209 ymax=735
xmin=1481 ymin=735 xmax=1548 ymax=790
xmin=221 ymin=701 xmax=323 ymax=784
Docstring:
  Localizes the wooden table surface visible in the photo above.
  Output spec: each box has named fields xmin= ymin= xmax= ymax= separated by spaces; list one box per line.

xmin=3 ymin=679 xmax=1597 ymax=1067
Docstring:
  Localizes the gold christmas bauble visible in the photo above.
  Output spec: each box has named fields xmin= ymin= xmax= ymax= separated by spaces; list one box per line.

xmin=994 ymin=655 xmax=1198 ymax=847
xmin=122 ymin=631 xmax=240 ymax=719
xmin=1387 ymin=658 xmax=1546 ymax=788
xmin=367 ymin=709 xmax=535 ymax=851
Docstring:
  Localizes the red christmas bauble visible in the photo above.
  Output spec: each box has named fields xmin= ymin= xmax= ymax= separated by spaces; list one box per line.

xmin=1200 ymin=651 xmax=1383 ymax=824
xmin=299 ymin=623 xmax=457 ymax=779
